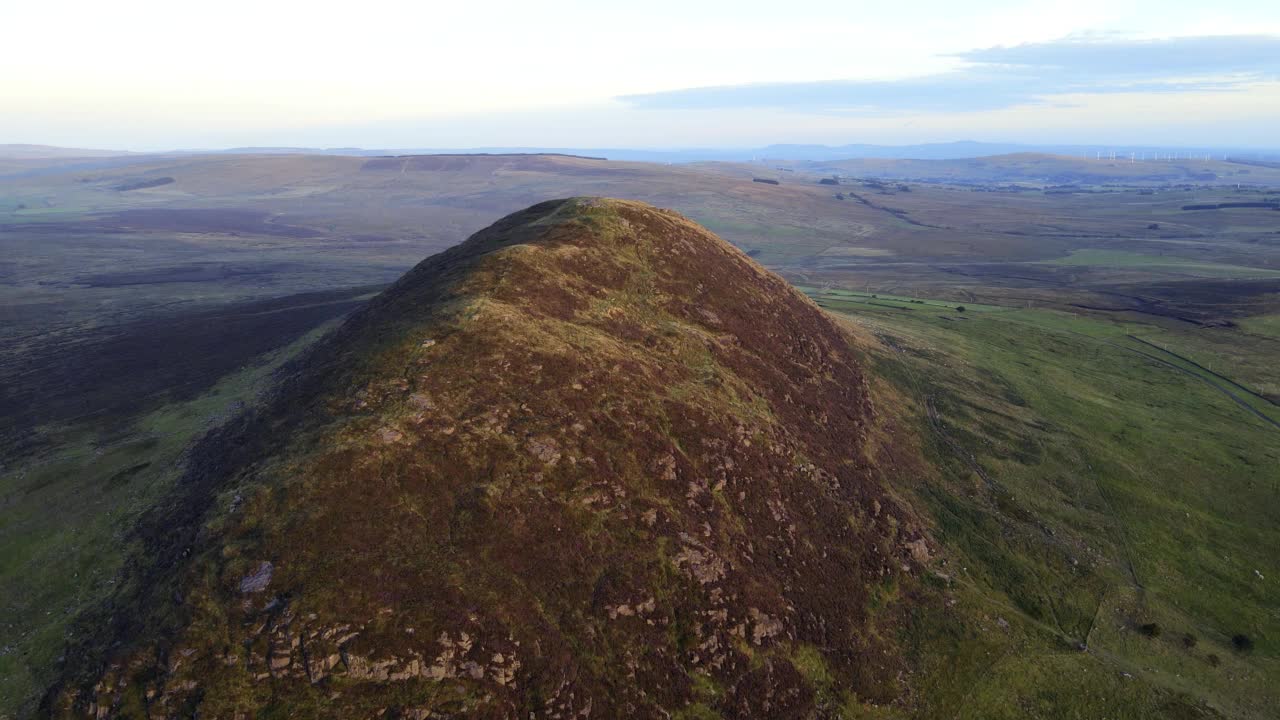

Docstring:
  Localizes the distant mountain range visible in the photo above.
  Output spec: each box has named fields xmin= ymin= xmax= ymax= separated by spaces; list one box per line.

xmin=7 ymin=141 xmax=1280 ymax=163
xmin=199 ymin=141 xmax=1280 ymax=163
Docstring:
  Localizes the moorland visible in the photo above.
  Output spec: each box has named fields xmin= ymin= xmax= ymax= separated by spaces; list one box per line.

xmin=1 ymin=149 xmax=1277 ymax=717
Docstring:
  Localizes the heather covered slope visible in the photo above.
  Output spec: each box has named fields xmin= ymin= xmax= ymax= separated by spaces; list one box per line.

xmin=47 ymin=199 xmax=932 ymax=718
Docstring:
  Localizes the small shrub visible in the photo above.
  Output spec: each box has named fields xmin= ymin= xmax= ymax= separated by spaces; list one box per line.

xmin=1182 ymin=633 xmax=1197 ymax=648
xmin=1138 ymin=622 xmax=1162 ymax=637
xmin=956 ymin=306 xmax=966 ymax=313
xmin=1208 ymin=653 xmax=1221 ymax=667
xmin=1232 ymin=634 xmax=1254 ymax=653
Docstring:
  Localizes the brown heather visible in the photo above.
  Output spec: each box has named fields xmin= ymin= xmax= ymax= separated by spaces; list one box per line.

xmin=47 ymin=199 xmax=931 ymax=719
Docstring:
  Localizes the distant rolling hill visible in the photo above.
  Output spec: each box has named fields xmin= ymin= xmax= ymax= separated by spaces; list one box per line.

xmin=14 ymin=141 xmax=1280 ymax=164
xmin=0 ymin=145 xmax=153 ymax=178
xmin=791 ymin=152 xmax=1280 ymax=186
xmin=0 ymin=144 xmax=130 ymax=159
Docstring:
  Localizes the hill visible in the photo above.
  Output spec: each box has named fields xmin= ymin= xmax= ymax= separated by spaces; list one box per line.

xmin=43 ymin=199 xmax=934 ymax=718
xmin=0 ymin=144 xmax=129 ymax=159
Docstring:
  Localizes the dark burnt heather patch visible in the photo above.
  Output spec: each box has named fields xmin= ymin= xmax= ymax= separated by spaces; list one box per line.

xmin=113 ymin=176 xmax=175 ymax=191
xmin=46 ymin=199 xmax=932 ymax=719
xmin=1054 ymin=277 xmax=1280 ymax=326
xmin=0 ymin=286 xmax=378 ymax=458
xmin=102 ymin=208 xmax=322 ymax=237
xmin=73 ymin=262 xmax=286 ymax=287
xmin=1116 ymin=278 xmax=1280 ymax=319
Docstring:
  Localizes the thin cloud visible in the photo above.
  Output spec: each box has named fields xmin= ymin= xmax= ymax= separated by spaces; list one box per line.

xmin=954 ymin=35 xmax=1280 ymax=76
xmin=617 ymin=73 xmax=1038 ymax=113
xmin=618 ymin=35 xmax=1280 ymax=113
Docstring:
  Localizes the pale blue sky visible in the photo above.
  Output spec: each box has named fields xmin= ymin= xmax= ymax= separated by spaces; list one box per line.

xmin=4 ymin=0 xmax=1279 ymax=149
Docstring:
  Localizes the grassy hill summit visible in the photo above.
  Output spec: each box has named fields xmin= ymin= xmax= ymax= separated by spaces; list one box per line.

xmin=45 ymin=198 xmax=934 ymax=718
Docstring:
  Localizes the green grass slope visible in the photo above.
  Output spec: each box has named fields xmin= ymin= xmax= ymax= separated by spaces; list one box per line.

xmin=811 ymin=287 xmax=1278 ymax=719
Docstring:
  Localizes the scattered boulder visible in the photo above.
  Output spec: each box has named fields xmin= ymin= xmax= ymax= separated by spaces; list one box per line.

xmin=238 ymin=561 xmax=273 ymax=594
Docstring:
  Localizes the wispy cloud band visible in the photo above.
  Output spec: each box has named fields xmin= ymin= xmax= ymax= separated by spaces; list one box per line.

xmin=619 ymin=35 xmax=1280 ymax=113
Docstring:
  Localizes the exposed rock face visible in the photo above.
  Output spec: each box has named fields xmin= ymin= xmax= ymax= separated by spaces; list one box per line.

xmin=46 ymin=199 xmax=928 ymax=718
xmin=237 ymin=561 xmax=273 ymax=594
